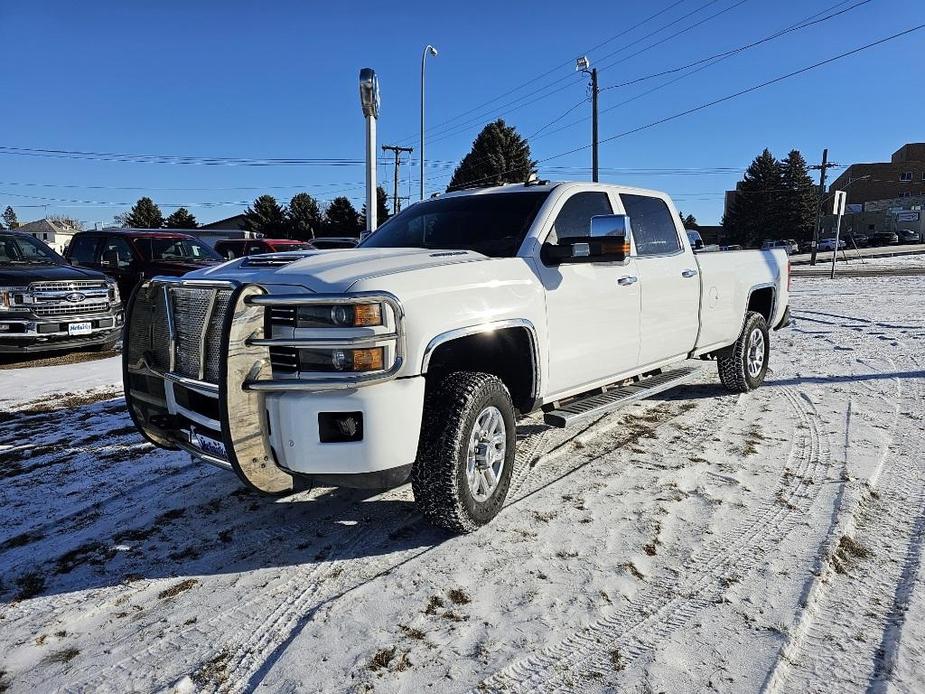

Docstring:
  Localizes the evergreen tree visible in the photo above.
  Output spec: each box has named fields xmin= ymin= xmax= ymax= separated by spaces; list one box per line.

xmin=164 ymin=208 xmax=198 ymax=229
xmin=722 ymin=149 xmax=783 ymax=248
xmin=678 ymin=211 xmax=698 ymax=228
xmin=125 ymin=197 xmax=164 ymax=229
xmin=242 ymin=195 xmax=287 ymax=236
xmin=359 ymin=186 xmax=391 ymax=229
xmin=323 ymin=196 xmax=361 ymax=236
xmin=447 ymin=119 xmax=536 ymax=191
xmin=286 ymin=193 xmax=323 ymax=240
xmin=778 ymin=150 xmax=818 ymax=244
xmin=3 ymin=206 xmax=19 ymax=229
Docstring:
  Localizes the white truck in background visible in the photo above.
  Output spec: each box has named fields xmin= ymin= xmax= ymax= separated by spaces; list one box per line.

xmin=123 ymin=181 xmax=790 ymax=532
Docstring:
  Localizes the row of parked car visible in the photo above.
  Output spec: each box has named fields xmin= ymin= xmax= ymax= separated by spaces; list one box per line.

xmin=0 ymin=228 xmax=357 ymax=354
xmin=761 ymin=229 xmax=923 ymax=255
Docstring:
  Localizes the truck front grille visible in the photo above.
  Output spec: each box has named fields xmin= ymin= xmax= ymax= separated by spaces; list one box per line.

xmin=30 ymin=280 xmax=109 ymax=293
xmin=33 ymin=301 xmax=111 ymax=317
xmin=126 ymin=284 xmax=234 ymax=384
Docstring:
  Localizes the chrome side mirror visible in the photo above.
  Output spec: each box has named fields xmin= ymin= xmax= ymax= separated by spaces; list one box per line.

xmin=590 ymin=214 xmax=631 ymax=241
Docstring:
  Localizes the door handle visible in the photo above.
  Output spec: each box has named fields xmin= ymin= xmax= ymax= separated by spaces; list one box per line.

xmin=681 ymin=269 xmax=698 ymax=278
xmin=617 ymin=275 xmax=638 ymax=286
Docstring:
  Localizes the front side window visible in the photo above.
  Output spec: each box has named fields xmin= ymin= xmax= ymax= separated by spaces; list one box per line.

xmin=135 ymin=237 xmax=221 ymax=262
xmin=69 ymin=235 xmax=100 ymax=264
xmin=0 ymin=233 xmax=63 ymax=265
xmin=620 ymin=194 xmax=681 ymax=256
xmin=360 ymin=191 xmax=548 ymax=258
xmin=101 ymin=237 xmax=135 ymax=268
xmin=546 ymin=191 xmax=613 ymax=244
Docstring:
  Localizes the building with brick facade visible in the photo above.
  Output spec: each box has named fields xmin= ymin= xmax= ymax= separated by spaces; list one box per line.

xmin=829 ymin=143 xmax=925 ymax=206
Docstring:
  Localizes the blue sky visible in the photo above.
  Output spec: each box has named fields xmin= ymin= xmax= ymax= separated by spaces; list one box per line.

xmin=1 ymin=0 xmax=923 ymax=227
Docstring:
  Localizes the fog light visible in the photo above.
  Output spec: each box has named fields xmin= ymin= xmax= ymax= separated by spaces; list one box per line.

xmin=319 ymin=412 xmax=364 ymax=443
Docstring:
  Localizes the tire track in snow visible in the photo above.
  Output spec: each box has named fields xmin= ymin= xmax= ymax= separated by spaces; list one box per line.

xmin=200 ymin=380 xmax=734 ymax=692
xmin=478 ymin=384 xmax=831 ymax=693
xmin=763 ymin=353 xmax=925 ymax=693
xmin=58 ymin=376 xmax=732 ymax=693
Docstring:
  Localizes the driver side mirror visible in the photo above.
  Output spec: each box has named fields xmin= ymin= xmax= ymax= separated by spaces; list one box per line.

xmin=542 ymin=214 xmax=632 ymax=265
xmin=101 ymin=249 xmax=119 ymax=268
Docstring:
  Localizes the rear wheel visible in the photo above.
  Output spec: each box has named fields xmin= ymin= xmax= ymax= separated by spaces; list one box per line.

xmin=412 ymin=372 xmax=516 ymax=533
xmin=717 ymin=311 xmax=770 ymax=393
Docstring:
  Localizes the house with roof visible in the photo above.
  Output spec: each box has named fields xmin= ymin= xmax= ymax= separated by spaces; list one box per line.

xmin=16 ymin=218 xmax=80 ymax=254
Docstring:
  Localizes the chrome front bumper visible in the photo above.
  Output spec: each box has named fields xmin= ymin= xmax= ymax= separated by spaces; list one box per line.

xmin=123 ymin=277 xmax=405 ymax=495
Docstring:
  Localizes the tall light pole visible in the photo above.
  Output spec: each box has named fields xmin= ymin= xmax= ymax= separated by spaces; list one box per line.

xmin=577 ymin=56 xmax=599 ymax=183
xmin=420 ymin=44 xmax=438 ymax=201
xmin=359 ymin=68 xmax=380 ymax=232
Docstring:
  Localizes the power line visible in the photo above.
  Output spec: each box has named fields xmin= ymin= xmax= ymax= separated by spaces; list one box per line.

xmin=420 ymin=23 xmax=921 ymax=191
xmin=404 ymin=0 xmax=738 ymax=148
xmin=600 ymin=0 xmax=869 ymax=93
xmin=540 ymin=23 xmax=925 ymax=166
xmin=527 ymin=0 xmax=873 ymax=143
xmin=394 ymin=0 xmax=692 ymax=144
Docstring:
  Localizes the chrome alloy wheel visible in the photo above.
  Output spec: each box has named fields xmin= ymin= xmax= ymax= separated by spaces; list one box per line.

xmin=466 ymin=406 xmax=507 ymax=502
xmin=746 ymin=328 xmax=766 ymax=378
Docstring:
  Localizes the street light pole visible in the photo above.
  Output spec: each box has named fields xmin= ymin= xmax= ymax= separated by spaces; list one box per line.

xmin=420 ymin=44 xmax=438 ymax=201
xmin=359 ymin=68 xmax=380 ymax=233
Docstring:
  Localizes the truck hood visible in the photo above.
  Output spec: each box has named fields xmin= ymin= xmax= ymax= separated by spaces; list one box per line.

xmin=145 ymin=259 xmax=220 ymax=277
xmin=0 ymin=262 xmax=110 ymax=286
xmin=187 ymin=247 xmax=488 ymax=293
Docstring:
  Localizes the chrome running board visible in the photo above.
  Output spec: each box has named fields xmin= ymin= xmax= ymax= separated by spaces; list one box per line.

xmin=543 ymin=364 xmax=702 ymax=428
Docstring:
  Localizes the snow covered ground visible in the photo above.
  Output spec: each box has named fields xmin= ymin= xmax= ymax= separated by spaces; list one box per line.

xmin=1 ymin=269 xmax=924 ymax=693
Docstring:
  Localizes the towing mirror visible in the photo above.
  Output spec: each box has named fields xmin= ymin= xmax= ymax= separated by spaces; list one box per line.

xmin=590 ymin=214 xmax=631 ymax=241
xmin=542 ymin=214 xmax=632 ymax=265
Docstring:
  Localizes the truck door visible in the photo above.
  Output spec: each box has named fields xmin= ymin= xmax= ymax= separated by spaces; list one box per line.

xmin=618 ymin=193 xmax=700 ymax=367
xmin=98 ymin=235 xmax=140 ymax=300
xmin=534 ymin=191 xmax=641 ymax=398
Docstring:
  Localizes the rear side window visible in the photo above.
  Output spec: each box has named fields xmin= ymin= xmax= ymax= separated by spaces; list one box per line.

xmin=69 ymin=235 xmax=100 ymax=264
xmin=548 ymin=192 xmax=613 ymax=244
xmin=620 ymin=194 xmax=681 ymax=256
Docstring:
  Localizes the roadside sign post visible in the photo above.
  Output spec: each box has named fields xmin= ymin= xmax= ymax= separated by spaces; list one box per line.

xmin=359 ymin=68 xmax=380 ymax=233
xmin=830 ymin=190 xmax=847 ymax=279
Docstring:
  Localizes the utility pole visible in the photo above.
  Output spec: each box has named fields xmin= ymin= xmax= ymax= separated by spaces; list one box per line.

xmin=809 ymin=148 xmax=839 ymax=266
xmin=591 ymin=68 xmax=599 ymax=183
xmin=381 ymin=144 xmax=413 ymax=215
xmin=577 ymin=57 xmax=599 ymax=182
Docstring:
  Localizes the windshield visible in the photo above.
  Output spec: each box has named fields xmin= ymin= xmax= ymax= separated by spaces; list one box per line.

xmin=0 ymin=233 xmax=63 ymax=266
xmin=359 ymin=191 xmax=549 ymax=257
xmin=134 ymin=237 xmax=221 ymax=262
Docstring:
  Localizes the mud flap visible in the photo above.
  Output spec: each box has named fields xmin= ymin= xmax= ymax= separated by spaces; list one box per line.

xmin=220 ymin=284 xmax=295 ymax=495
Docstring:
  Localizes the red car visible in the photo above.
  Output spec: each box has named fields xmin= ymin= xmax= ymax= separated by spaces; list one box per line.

xmin=66 ymin=230 xmax=223 ymax=300
xmin=214 ymin=238 xmax=312 ymax=259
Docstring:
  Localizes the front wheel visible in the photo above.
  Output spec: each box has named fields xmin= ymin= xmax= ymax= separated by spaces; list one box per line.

xmin=717 ymin=311 xmax=770 ymax=393
xmin=412 ymin=372 xmax=516 ymax=533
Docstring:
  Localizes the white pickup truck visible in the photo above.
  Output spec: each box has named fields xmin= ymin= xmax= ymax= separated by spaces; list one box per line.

xmin=123 ymin=181 xmax=790 ymax=532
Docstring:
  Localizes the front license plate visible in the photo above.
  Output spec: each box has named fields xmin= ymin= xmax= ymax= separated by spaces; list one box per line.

xmin=68 ymin=321 xmax=93 ymax=336
xmin=191 ymin=429 xmax=227 ymax=459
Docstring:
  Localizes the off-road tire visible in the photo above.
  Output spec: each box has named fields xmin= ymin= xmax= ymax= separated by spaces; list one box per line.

xmin=412 ymin=371 xmax=516 ymax=533
xmin=717 ymin=311 xmax=770 ymax=393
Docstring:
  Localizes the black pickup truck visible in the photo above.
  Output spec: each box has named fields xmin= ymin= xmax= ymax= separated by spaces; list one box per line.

xmin=0 ymin=231 xmax=123 ymax=353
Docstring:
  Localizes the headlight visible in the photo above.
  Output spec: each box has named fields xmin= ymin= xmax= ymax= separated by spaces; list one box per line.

xmin=108 ymin=282 xmax=121 ymax=303
xmin=0 ymin=286 xmax=28 ymax=311
xmin=295 ymin=303 xmax=382 ymax=328
xmin=298 ymin=347 xmax=385 ymax=372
